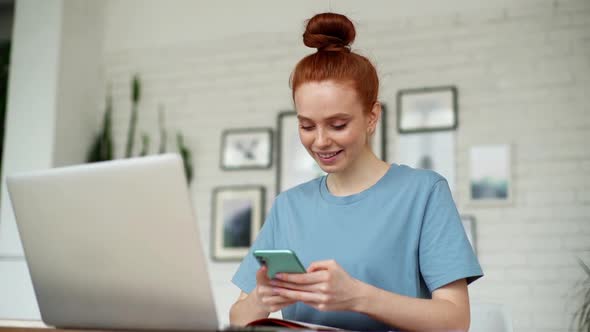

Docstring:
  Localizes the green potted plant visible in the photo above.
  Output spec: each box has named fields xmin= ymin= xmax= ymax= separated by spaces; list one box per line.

xmin=575 ymin=257 xmax=590 ymax=332
xmin=87 ymin=75 xmax=193 ymax=184
xmin=87 ymin=93 xmax=114 ymax=162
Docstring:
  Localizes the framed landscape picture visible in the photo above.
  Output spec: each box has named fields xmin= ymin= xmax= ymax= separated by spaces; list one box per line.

xmin=397 ymin=86 xmax=457 ymax=134
xmin=469 ymin=144 xmax=512 ymax=204
xmin=211 ymin=186 xmax=265 ymax=261
xmin=220 ymin=128 xmax=273 ymax=170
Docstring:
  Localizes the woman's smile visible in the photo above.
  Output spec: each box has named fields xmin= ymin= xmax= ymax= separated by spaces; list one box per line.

xmin=315 ymin=150 xmax=343 ymax=164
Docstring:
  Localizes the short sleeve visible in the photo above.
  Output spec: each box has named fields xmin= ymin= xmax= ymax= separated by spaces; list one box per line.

xmin=231 ymin=198 xmax=279 ymax=293
xmin=419 ymin=180 xmax=483 ymax=292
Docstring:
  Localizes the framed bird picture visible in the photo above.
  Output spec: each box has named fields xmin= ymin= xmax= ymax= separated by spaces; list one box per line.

xmin=220 ymin=128 xmax=273 ymax=170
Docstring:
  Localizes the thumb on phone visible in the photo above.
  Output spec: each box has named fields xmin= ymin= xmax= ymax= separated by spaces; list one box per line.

xmin=256 ymin=265 xmax=269 ymax=284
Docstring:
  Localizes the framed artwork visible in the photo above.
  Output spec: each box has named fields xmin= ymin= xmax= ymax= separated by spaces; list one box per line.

xmin=277 ymin=111 xmax=323 ymax=194
xmin=276 ymin=107 xmax=387 ymax=194
xmin=397 ymin=86 xmax=458 ymax=133
xmin=373 ymin=103 xmax=388 ymax=162
xmin=211 ymin=186 xmax=265 ymax=261
xmin=220 ymin=128 xmax=273 ymax=170
xmin=460 ymin=215 xmax=477 ymax=255
xmin=469 ymin=144 xmax=512 ymax=204
xmin=396 ymin=131 xmax=456 ymax=193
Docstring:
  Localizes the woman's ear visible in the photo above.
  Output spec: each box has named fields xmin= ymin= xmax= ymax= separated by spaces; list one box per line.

xmin=367 ymin=102 xmax=382 ymax=134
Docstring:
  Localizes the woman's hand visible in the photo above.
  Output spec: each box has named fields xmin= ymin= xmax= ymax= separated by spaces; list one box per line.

xmin=270 ymin=260 xmax=364 ymax=312
xmin=253 ymin=265 xmax=297 ymax=313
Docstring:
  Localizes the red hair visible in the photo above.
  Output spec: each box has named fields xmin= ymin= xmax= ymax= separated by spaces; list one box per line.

xmin=290 ymin=13 xmax=379 ymax=113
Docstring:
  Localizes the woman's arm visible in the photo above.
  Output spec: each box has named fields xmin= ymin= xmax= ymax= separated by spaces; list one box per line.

xmin=355 ymin=279 xmax=470 ymax=332
xmin=272 ymin=260 xmax=470 ymax=332
xmin=229 ymin=291 xmax=269 ymax=326
xmin=229 ymin=266 xmax=296 ymax=326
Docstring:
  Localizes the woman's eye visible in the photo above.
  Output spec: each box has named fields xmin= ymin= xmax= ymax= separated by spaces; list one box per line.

xmin=300 ymin=125 xmax=314 ymax=131
xmin=332 ymin=124 xmax=347 ymax=130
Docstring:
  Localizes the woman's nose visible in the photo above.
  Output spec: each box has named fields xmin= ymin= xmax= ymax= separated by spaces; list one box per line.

xmin=314 ymin=129 xmax=331 ymax=148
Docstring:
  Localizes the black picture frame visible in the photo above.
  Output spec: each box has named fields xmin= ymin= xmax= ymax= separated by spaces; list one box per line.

xmin=220 ymin=128 xmax=273 ymax=170
xmin=276 ymin=106 xmax=387 ymax=194
xmin=211 ymin=185 xmax=266 ymax=261
xmin=396 ymin=86 xmax=458 ymax=134
xmin=375 ymin=103 xmax=388 ymax=162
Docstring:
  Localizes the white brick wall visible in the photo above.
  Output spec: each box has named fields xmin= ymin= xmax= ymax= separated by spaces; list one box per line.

xmin=101 ymin=1 xmax=590 ymax=330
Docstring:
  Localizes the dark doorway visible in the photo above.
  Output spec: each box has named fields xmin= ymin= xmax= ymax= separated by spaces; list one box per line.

xmin=0 ymin=0 xmax=13 ymax=175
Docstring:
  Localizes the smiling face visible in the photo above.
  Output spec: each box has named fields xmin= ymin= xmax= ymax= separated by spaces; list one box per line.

xmin=294 ymin=80 xmax=377 ymax=174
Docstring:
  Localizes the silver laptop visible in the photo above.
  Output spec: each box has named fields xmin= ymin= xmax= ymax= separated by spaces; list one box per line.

xmin=7 ymin=154 xmax=219 ymax=330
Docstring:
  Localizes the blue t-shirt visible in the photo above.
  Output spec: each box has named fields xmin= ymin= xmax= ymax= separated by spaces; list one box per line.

xmin=232 ymin=164 xmax=483 ymax=331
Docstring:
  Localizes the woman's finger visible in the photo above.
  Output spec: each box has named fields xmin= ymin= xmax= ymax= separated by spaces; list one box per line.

xmin=256 ymin=285 xmax=275 ymax=297
xmin=274 ymin=288 xmax=327 ymax=303
xmin=263 ymin=295 xmax=297 ymax=306
xmin=260 ymin=295 xmax=297 ymax=312
xmin=307 ymin=259 xmax=337 ymax=273
xmin=256 ymin=266 xmax=270 ymax=284
xmin=271 ymin=280 xmax=328 ymax=293
xmin=275 ymin=270 xmax=328 ymax=285
xmin=266 ymin=298 xmax=297 ymax=312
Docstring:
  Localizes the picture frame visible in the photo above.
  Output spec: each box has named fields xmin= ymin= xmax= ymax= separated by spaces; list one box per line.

xmin=276 ymin=106 xmax=387 ymax=194
xmin=397 ymin=86 xmax=458 ymax=133
xmin=220 ymin=128 xmax=273 ymax=170
xmin=211 ymin=186 xmax=265 ymax=261
xmin=396 ymin=131 xmax=456 ymax=194
xmin=276 ymin=111 xmax=323 ymax=194
xmin=469 ymin=144 xmax=512 ymax=204
xmin=373 ymin=103 xmax=388 ymax=162
xmin=460 ymin=215 xmax=477 ymax=255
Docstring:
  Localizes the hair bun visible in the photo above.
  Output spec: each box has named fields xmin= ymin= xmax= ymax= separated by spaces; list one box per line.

xmin=303 ymin=13 xmax=356 ymax=52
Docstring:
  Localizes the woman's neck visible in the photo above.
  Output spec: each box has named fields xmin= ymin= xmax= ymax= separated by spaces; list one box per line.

xmin=326 ymin=149 xmax=390 ymax=197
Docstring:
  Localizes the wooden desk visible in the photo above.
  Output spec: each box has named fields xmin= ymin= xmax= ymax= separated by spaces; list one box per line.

xmin=0 ymin=321 xmax=50 ymax=332
xmin=0 ymin=321 xmax=282 ymax=332
xmin=0 ymin=321 xmax=64 ymax=332
xmin=0 ymin=328 xmax=52 ymax=332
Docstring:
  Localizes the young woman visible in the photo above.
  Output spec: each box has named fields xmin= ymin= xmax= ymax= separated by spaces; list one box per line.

xmin=229 ymin=13 xmax=482 ymax=331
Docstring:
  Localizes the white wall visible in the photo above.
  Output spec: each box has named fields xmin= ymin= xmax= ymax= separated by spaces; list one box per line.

xmin=101 ymin=1 xmax=590 ymax=330
xmin=1 ymin=0 xmax=589 ymax=331
xmin=0 ymin=0 xmax=103 ymax=320
xmin=0 ymin=0 xmax=65 ymax=257
xmin=53 ymin=1 xmax=104 ymax=167
xmin=0 ymin=0 xmax=63 ymax=319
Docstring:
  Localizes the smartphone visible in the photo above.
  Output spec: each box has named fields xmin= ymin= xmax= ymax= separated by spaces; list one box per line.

xmin=253 ymin=249 xmax=306 ymax=279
